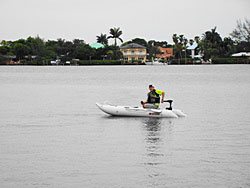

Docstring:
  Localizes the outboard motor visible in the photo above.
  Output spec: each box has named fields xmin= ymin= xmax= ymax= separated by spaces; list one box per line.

xmin=164 ymin=100 xmax=173 ymax=110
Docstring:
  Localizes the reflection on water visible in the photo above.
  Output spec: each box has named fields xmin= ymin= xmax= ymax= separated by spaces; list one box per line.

xmin=142 ymin=118 xmax=174 ymax=185
xmin=143 ymin=118 xmax=162 ymax=155
xmin=142 ymin=118 xmax=173 ymax=156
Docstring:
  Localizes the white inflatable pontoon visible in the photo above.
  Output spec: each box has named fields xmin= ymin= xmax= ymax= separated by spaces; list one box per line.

xmin=96 ymin=102 xmax=186 ymax=118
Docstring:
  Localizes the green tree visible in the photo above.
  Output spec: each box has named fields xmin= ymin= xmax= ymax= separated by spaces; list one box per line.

xmin=96 ymin=33 xmax=108 ymax=46
xmin=73 ymin=43 xmax=95 ymax=60
xmin=26 ymin=36 xmax=47 ymax=57
xmin=122 ymin=38 xmax=146 ymax=48
xmin=56 ymin=38 xmax=66 ymax=56
xmin=172 ymin=34 xmax=187 ymax=63
xmin=108 ymin=27 xmax=123 ymax=46
xmin=106 ymin=50 xmax=114 ymax=60
xmin=194 ymin=36 xmax=201 ymax=55
xmin=0 ymin=40 xmax=13 ymax=55
xmin=147 ymin=45 xmax=160 ymax=60
xmin=12 ymin=43 xmax=30 ymax=59
xmin=222 ymin=37 xmax=236 ymax=56
xmin=0 ymin=45 xmax=10 ymax=55
xmin=194 ymin=36 xmax=200 ymax=44
xmin=199 ymin=27 xmax=223 ymax=59
xmin=151 ymin=40 xmax=170 ymax=48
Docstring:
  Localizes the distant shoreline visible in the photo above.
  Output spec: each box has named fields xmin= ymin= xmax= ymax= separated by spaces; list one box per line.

xmin=1 ymin=63 xmax=249 ymax=66
xmin=1 ymin=54 xmax=250 ymax=66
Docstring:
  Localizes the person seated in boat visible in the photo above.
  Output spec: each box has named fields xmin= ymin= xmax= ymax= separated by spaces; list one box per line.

xmin=141 ymin=85 xmax=165 ymax=109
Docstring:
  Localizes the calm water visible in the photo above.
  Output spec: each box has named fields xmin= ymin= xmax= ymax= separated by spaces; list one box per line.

xmin=0 ymin=65 xmax=250 ymax=188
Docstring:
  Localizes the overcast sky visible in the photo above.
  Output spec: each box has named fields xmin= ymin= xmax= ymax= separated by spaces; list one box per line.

xmin=0 ymin=0 xmax=249 ymax=44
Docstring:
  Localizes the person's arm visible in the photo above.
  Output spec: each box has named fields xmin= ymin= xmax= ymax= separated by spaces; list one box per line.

xmin=156 ymin=89 xmax=165 ymax=103
xmin=161 ymin=91 xmax=165 ymax=103
xmin=141 ymin=94 xmax=149 ymax=107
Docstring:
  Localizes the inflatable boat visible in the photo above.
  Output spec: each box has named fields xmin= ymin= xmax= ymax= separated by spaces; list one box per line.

xmin=96 ymin=101 xmax=186 ymax=118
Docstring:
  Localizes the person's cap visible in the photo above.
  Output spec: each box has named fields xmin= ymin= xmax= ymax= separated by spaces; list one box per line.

xmin=149 ymin=84 xmax=154 ymax=88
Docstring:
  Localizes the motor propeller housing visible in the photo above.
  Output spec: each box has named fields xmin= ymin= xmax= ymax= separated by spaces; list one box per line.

xmin=164 ymin=100 xmax=173 ymax=110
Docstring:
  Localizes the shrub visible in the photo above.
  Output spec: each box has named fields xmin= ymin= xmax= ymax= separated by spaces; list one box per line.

xmin=0 ymin=55 xmax=8 ymax=65
xmin=78 ymin=60 xmax=122 ymax=65
xmin=20 ymin=60 xmax=44 ymax=65
xmin=170 ymin=58 xmax=193 ymax=65
xmin=212 ymin=57 xmax=250 ymax=64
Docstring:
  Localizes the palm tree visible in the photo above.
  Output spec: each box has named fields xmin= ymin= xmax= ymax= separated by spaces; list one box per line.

xmin=172 ymin=34 xmax=178 ymax=45
xmin=108 ymin=27 xmax=123 ymax=46
xmin=194 ymin=36 xmax=200 ymax=44
xmin=179 ymin=35 xmax=184 ymax=44
xmin=96 ymin=33 xmax=108 ymax=46
xmin=183 ymin=38 xmax=188 ymax=64
xmin=201 ymin=27 xmax=223 ymax=59
xmin=203 ymin=27 xmax=222 ymax=45
xmin=172 ymin=34 xmax=187 ymax=64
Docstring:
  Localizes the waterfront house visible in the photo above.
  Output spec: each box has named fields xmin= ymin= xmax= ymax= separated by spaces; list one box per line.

xmin=187 ymin=43 xmax=198 ymax=59
xmin=156 ymin=47 xmax=173 ymax=60
xmin=120 ymin=43 xmax=147 ymax=63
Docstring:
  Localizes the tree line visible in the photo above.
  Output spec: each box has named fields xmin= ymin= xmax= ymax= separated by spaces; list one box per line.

xmin=172 ymin=19 xmax=250 ymax=61
xmin=0 ymin=27 xmax=125 ymax=63
xmin=0 ymin=19 xmax=249 ymax=64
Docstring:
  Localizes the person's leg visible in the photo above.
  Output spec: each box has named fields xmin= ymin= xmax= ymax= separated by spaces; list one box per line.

xmin=144 ymin=103 xmax=158 ymax=109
